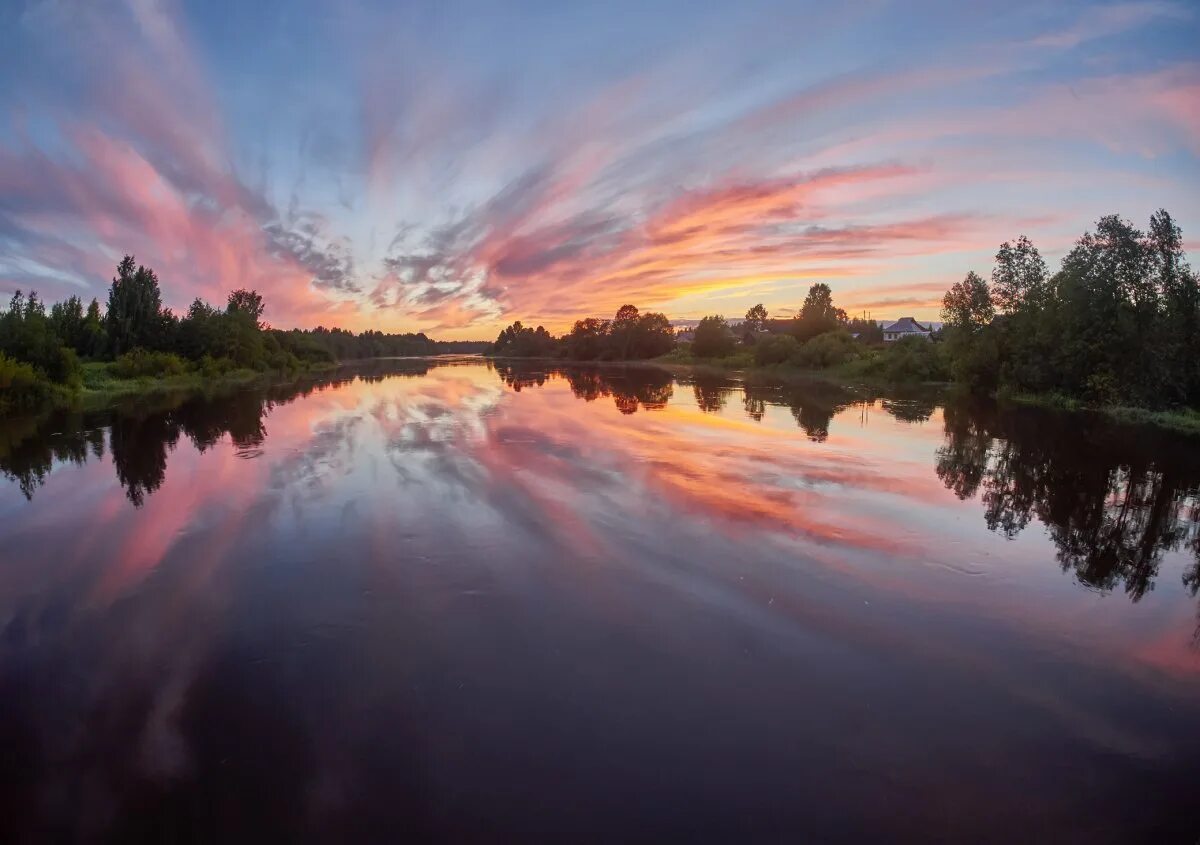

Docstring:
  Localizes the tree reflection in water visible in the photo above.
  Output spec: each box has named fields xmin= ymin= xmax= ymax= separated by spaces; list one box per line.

xmin=3 ymin=359 xmax=1197 ymax=618
xmin=937 ymin=400 xmax=1200 ymax=608
xmin=488 ymin=362 xmax=1200 ymax=620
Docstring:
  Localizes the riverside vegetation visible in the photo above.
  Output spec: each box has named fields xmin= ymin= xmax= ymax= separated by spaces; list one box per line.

xmin=0 ymin=255 xmax=486 ymax=415
xmin=488 ymin=210 xmax=1200 ymax=430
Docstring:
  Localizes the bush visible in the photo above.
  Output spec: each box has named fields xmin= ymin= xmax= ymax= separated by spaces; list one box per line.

xmin=691 ymin=316 xmax=734 ymax=358
xmin=880 ymin=336 xmax=949 ymax=382
xmin=42 ymin=346 xmax=83 ymax=387
xmin=791 ymin=331 xmax=859 ymax=369
xmin=754 ymin=334 xmax=800 ymax=366
xmin=945 ymin=325 xmax=1000 ymax=393
xmin=112 ymin=348 xmax=189 ymax=379
xmin=198 ymin=355 xmax=237 ymax=379
xmin=0 ymin=353 xmax=51 ymax=411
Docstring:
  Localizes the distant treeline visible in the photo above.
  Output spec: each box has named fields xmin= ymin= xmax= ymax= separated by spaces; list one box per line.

xmin=0 ymin=255 xmax=487 ymax=411
xmin=489 ymin=294 xmax=882 ymax=362
xmin=490 ymin=305 xmax=675 ymax=360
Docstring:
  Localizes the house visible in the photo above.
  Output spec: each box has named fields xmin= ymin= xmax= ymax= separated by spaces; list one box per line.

xmin=882 ymin=317 xmax=933 ymax=342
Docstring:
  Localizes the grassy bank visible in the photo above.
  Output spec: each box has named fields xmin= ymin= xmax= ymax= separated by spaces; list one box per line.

xmin=998 ymin=389 xmax=1200 ymax=435
xmin=649 ymin=348 xmax=951 ymax=389
xmin=78 ymin=359 xmax=340 ymax=408
xmin=76 ymin=361 xmax=265 ymax=406
xmin=0 ymin=359 xmax=339 ymax=418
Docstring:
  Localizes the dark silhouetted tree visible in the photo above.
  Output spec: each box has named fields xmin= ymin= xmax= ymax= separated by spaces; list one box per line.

xmin=691 ymin=315 xmax=734 ymax=358
xmin=105 ymin=255 xmax=166 ymax=355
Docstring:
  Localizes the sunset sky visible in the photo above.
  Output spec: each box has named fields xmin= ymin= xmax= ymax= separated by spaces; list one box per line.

xmin=2 ymin=0 xmax=1198 ymax=339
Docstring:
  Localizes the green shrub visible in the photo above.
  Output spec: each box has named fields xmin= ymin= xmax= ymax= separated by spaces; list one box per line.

xmin=198 ymin=354 xmax=237 ymax=379
xmin=0 ymin=353 xmax=51 ymax=411
xmin=791 ymin=331 xmax=859 ymax=369
xmin=880 ymin=336 xmax=949 ymax=382
xmin=112 ymin=348 xmax=189 ymax=379
xmin=754 ymin=334 xmax=800 ymax=366
xmin=43 ymin=346 xmax=83 ymax=387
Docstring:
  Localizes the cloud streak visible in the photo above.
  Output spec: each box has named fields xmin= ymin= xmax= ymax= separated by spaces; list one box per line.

xmin=1 ymin=0 xmax=1198 ymax=337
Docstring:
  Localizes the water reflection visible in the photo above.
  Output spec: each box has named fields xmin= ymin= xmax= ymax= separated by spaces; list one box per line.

xmin=483 ymin=363 xmax=1200 ymax=609
xmin=937 ymin=401 xmax=1200 ymax=608
xmin=1 ymin=357 xmax=1197 ymax=841
xmin=4 ymin=360 xmax=1198 ymax=613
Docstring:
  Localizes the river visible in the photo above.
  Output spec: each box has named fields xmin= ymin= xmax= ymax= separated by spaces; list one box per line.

xmin=1 ymin=357 xmax=1197 ymax=842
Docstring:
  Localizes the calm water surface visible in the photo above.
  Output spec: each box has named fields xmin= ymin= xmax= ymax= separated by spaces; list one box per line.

xmin=1 ymin=358 xmax=1197 ymax=842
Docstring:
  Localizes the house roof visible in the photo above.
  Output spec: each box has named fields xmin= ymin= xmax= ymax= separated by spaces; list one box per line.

xmin=883 ymin=317 xmax=930 ymax=333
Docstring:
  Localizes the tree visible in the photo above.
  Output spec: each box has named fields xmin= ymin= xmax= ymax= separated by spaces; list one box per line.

xmin=744 ymin=303 xmax=768 ymax=333
xmin=82 ymin=298 xmax=106 ymax=357
xmin=1055 ymin=215 xmax=1153 ymax=401
xmin=490 ymin=321 xmax=558 ymax=357
xmin=227 ymin=289 xmax=266 ymax=328
xmin=691 ymin=315 xmax=733 ymax=358
xmin=795 ymin=283 xmax=846 ymax=341
xmin=632 ymin=311 xmax=674 ymax=358
xmin=49 ymin=296 xmax=85 ymax=354
xmin=0 ymin=290 xmax=80 ymax=384
xmin=941 ymin=271 xmax=994 ymax=331
xmin=942 ymin=271 xmax=997 ymax=390
xmin=559 ymin=306 xmax=673 ymax=360
xmin=564 ymin=317 xmax=610 ymax=360
xmin=1150 ymin=209 xmax=1200 ymax=404
xmin=610 ymin=304 xmax=640 ymax=359
xmin=991 ymin=235 xmax=1047 ymax=314
xmin=106 ymin=255 xmax=165 ymax=355
xmin=935 ymin=209 xmax=1198 ymax=407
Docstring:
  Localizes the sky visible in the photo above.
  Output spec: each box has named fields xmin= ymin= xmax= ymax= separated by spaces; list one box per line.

xmin=1 ymin=0 xmax=1198 ymax=340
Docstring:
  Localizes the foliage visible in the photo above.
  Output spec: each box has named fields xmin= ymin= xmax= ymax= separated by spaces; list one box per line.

xmin=940 ymin=209 xmax=1200 ymax=409
xmin=0 ymin=291 xmax=82 ymax=386
xmin=226 ymin=289 xmax=265 ymax=328
xmin=753 ymin=333 xmax=800 ymax=365
xmin=112 ymin=349 xmax=189 ymax=379
xmin=794 ymin=283 xmax=848 ymax=341
xmin=0 ymin=255 xmax=491 ymax=415
xmin=790 ymin=331 xmax=860 ymax=369
xmin=558 ymin=305 xmax=675 ymax=360
xmin=845 ymin=316 xmax=883 ymax=344
xmin=106 ymin=255 xmax=172 ymax=355
xmin=563 ymin=317 xmax=609 ymax=360
xmin=691 ymin=315 xmax=734 ymax=358
xmin=847 ymin=336 xmax=949 ymax=383
xmin=491 ymin=321 xmax=558 ymax=357
xmin=490 ymin=304 xmax=675 ymax=360
xmin=743 ymin=303 xmax=768 ymax=333
xmin=0 ymin=353 xmax=51 ymax=412
xmin=941 ymin=271 xmax=994 ymax=331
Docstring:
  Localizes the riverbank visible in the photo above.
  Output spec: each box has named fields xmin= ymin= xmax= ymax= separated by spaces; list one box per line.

xmin=664 ymin=355 xmax=1200 ymax=434
xmin=0 ymin=360 xmax=340 ymax=418
xmin=79 ymin=360 xmax=343 ymax=408
xmin=484 ymin=351 xmax=1200 ymax=435
xmin=997 ymin=390 xmax=1200 ymax=436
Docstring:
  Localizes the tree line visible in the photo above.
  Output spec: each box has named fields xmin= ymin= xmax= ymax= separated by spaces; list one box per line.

xmin=489 ymin=289 xmax=884 ymax=364
xmin=491 ymin=208 xmax=1199 ymax=413
xmin=940 ymin=209 xmax=1199 ymax=409
xmin=0 ymin=255 xmax=487 ymax=412
xmin=490 ymin=304 xmax=677 ymax=360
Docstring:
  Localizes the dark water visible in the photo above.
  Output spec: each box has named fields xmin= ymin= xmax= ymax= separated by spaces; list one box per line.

xmin=1 ymin=357 xmax=1197 ymax=843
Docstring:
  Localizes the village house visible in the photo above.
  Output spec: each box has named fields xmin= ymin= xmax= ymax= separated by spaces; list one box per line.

xmin=882 ymin=317 xmax=934 ymax=342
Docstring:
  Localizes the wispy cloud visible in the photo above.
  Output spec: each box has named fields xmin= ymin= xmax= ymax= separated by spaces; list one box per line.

xmin=2 ymin=0 xmax=1198 ymax=336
